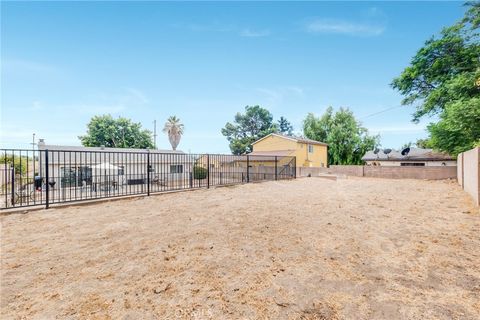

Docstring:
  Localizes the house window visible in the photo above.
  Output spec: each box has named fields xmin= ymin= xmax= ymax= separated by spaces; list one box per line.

xmin=61 ymin=167 xmax=77 ymax=188
xmin=400 ymin=162 xmax=425 ymax=166
xmin=118 ymin=166 xmax=125 ymax=175
xmin=170 ymin=164 xmax=183 ymax=174
xmin=78 ymin=166 xmax=92 ymax=184
xmin=308 ymin=145 xmax=314 ymax=153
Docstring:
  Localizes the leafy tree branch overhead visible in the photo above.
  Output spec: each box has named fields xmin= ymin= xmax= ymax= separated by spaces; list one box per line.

xmin=392 ymin=1 xmax=480 ymax=155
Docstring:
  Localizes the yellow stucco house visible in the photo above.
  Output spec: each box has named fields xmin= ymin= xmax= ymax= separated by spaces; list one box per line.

xmin=249 ymin=133 xmax=328 ymax=167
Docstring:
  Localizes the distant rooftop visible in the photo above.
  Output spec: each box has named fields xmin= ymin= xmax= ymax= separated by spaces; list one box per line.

xmin=362 ymin=148 xmax=455 ymax=162
xmin=38 ymin=141 xmax=183 ymax=154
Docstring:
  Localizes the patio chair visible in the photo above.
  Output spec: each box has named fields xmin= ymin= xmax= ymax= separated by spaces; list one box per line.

xmin=14 ymin=182 xmax=34 ymax=205
xmin=152 ymin=175 xmax=168 ymax=186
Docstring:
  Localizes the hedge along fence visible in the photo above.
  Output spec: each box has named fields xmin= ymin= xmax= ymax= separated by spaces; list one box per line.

xmin=297 ymin=165 xmax=457 ymax=180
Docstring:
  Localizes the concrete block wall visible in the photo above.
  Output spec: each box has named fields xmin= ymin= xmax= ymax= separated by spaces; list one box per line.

xmin=458 ymin=147 xmax=480 ymax=206
xmin=297 ymin=165 xmax=457 ymax=180
xmin=364 ymin=166 xmax=457 ymax=180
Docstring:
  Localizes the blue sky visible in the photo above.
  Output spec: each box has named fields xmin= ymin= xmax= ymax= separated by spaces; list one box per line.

xmin=1 ymin=1 xmax=466 ymax=153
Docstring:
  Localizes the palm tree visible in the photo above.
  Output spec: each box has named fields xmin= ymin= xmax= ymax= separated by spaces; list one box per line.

xmin=163 ymin=116 xmax=184 ymax=150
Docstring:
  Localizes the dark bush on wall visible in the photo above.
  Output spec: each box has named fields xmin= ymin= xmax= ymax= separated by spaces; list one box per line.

xmin=193 ymin=166 xmax=208 ymax=179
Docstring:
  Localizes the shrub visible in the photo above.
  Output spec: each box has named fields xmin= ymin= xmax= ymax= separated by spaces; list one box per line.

xmin=193 ymin=166 xmax=208 ymax=179
xmin=0 ymin=154 xmax=28 ymax=175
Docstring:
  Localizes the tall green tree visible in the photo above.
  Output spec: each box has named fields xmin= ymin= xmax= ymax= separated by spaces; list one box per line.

xmin=278 ymin=116 xmax=294 ymax=136
xmin=415 ymin=138 xmax=432 ymax=149
xmin=0 ymin=154 xmax=28 ymax=175
xmin=221 ymin=105 xmax=277 ymax=154
xmin=392 ymin=2 xmax=480 ymax=155
xmin=79 ymin=114 xmax=154 ymax=148
xmin=303 ymin=107 xmax=380 ymax=165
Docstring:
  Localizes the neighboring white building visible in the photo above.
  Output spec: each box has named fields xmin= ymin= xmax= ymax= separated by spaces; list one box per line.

xmin=37 ymin=140 xmax=194 ymax=188
xmin=362 ymin=148 xmax=456 ymax=167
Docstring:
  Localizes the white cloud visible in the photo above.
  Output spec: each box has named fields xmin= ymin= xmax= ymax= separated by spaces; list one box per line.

xmin=2 ymin=59 xmax=59 ymax=75
xmin=255 ymin=86 xmax=307 ymax=108
xmin=124 ymin=88 xmax=149 ymax=104
xmin=305 ymin=19 xmax=385 ymax=36
xmin=239 ymin=28 xmax=271 ymax=37
xmin=285 ymin=86 xmax=305 ymax=97
xmin=172 ymin=21 xmax=271 ymax=38
xmin=256 ymin=88 xmax=283 ymax=102
xmin=171 ymin=21 xmax=235 ymax=33
xmin=31 ymin=101 xmax=43 ymax=111
xmin=72 ymin=104 xmax=126 ymax=115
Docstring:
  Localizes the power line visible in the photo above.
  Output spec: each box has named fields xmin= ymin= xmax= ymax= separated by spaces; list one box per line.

xmin=359 ymin=105 xmax=403 ymax=120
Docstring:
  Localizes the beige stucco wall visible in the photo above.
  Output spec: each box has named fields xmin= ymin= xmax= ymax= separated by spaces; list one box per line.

xmin=252 ymin=135 xmax=297 ymax=152
xmin=458 ymin=147 xmax=479 ymax=206
xmin=252 ymin=135 xmax=328 ymax=167
xmin=294 ymin=143 xmax=327 ymax=167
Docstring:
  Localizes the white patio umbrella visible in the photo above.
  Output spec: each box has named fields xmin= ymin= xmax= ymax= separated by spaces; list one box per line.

xmin=91 ymin=162 xmax=119 ymax=184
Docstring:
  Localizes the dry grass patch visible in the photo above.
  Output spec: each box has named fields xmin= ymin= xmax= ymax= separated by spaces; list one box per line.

xmin=1 ymin=177 xmax=479 ymax=319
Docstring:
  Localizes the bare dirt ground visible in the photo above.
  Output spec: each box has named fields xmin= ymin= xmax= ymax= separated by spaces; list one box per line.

xmin=1 ymin=177 xmax=479 ymax=320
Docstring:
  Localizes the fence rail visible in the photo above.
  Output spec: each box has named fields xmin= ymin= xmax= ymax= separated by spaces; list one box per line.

xmin=1 ymin=149 xmax=296 ymax=210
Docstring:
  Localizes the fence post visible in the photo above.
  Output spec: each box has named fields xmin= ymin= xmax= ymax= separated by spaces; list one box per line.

xmin=275 ymin=156 xmax=278 ymax=180
xmin=247 ymin=155 xmax=250 ymax=183
xmin=207 ymin=154 xmax=210 ymax=189
xmin=146 ymin=150 xmax=150 ymax=196
xmin=10 ymin=164 xmax=15 ymax=206
xmin=45 ymin=150 xmax=49 ymax=209
xmin=294 ymin=157 xmax=297 ymax=179
xmin=189 ymin=172 xmax=193 ymax=188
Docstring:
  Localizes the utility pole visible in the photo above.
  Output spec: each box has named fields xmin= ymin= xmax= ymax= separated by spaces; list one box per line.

xmin=31 ymin=133 xmax=36 ymax=151
xmin=153 ymin=120 xmax=157 ymax=149
xmin=31 ymin=133 xmax=36 ymax=178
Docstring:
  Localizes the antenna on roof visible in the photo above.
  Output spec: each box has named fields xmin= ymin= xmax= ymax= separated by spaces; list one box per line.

xmin=401 ymin=147 xmax=410 ymax=156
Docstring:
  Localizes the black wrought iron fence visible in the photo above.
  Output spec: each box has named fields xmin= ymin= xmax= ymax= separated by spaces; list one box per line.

xmin=1 ymin=149 xmax=296 ymax=210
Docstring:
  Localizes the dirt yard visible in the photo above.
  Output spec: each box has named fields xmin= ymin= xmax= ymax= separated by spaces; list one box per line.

xmin=1 ymin=177 xmax=479 ymax=319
